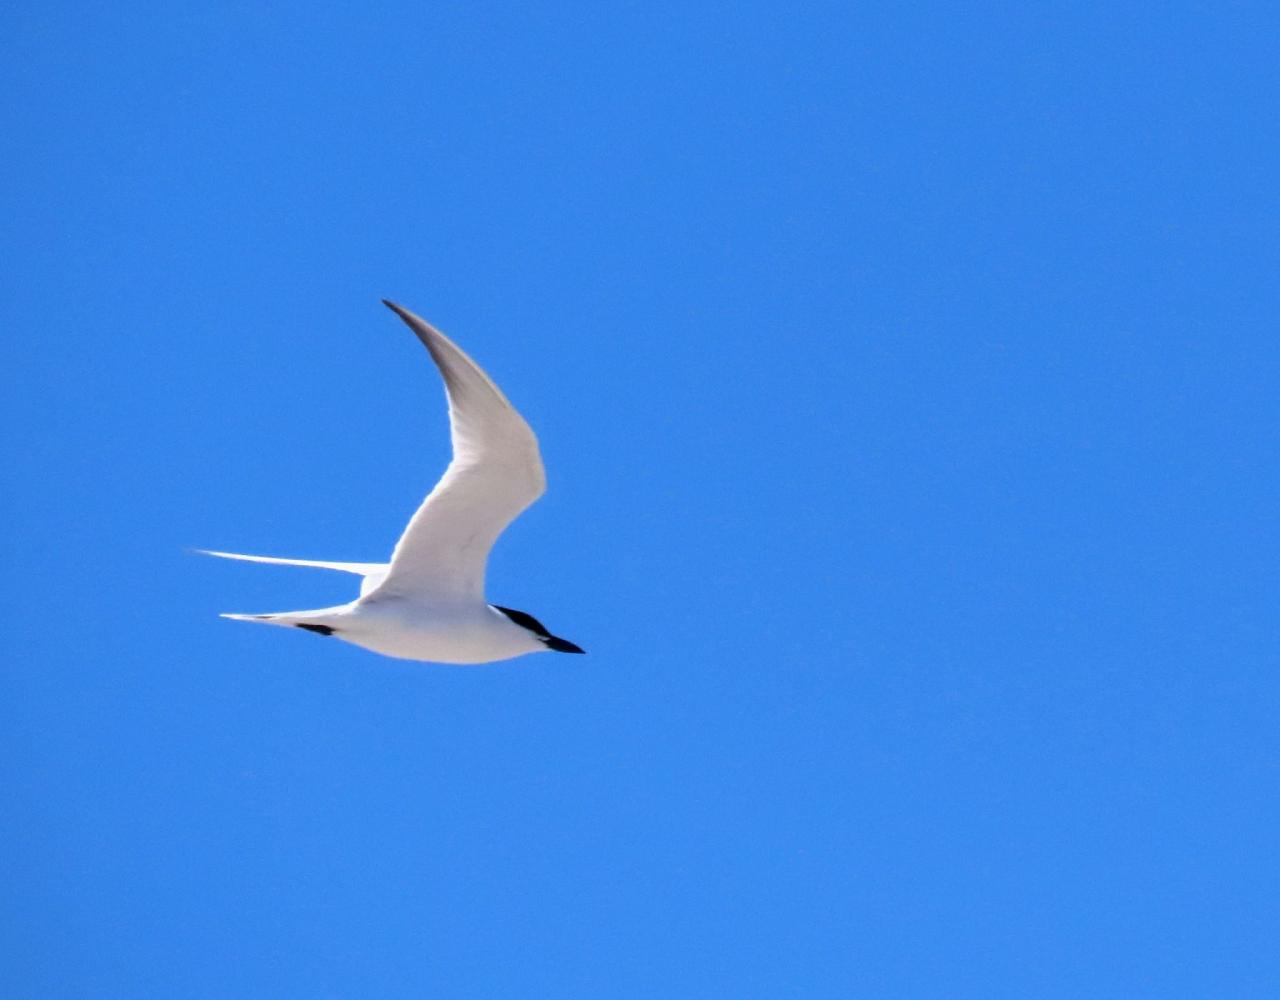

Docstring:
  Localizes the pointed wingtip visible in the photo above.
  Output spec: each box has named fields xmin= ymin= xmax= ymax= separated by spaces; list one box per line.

xmin=381 ymin=299 xmax=446 ymax=355
xmin=191 ymin=548 xmax=242 ymax=561
xmin=382 ymin=298 xmax=423 ymax=329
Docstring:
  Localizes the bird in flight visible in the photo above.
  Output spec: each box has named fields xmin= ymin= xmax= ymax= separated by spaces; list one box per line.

xmin=200 ymin=300 xmax=584 ymax=664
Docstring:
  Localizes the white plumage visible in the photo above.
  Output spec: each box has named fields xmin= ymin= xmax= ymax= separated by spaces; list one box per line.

xmin=200 ymin=301 xmax=583 ymax=664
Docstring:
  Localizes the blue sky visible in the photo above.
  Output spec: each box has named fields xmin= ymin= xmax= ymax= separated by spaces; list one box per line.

xmin=4 ymin=3 xmax=1278 ymax=996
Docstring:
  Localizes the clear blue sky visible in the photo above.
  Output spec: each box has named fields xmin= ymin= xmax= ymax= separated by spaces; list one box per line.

xmin=4 ymin=3 xmax=1278 ymax=997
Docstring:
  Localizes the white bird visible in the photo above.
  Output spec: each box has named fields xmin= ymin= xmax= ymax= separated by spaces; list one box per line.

xmin=199 ymin=300 xmax=584 ymax=664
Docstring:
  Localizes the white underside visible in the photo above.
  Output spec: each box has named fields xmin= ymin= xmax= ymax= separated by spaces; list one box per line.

xmin=205 ymin=304 xmax=567 ymax=666
xmin=225 ymin=597 xmax=548 ymax=665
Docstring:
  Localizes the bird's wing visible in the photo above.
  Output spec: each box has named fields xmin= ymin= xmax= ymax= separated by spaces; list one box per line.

xmin=365 ymin=301 xmax=545 ymax=602
xmin=194 ymin=548 xmax=386 ymax=576
xmin=194 ymin=549 xmax=389 ymax=596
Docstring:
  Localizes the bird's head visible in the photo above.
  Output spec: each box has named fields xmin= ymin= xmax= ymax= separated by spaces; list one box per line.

xmin=492 ymin=604 xmax=585 ymax=655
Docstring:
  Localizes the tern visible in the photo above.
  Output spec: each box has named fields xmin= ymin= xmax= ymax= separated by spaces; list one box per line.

xmin=200 ymin=300 xmax=584 ymax=664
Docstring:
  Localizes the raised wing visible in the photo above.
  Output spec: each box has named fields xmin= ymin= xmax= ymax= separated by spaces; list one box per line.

xmin=366 ymin=302 xmax=545 ymax=602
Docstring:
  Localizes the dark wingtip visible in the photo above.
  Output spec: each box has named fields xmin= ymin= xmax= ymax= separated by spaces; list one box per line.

xmin=382 ymin=299 xmax=425 ymax=337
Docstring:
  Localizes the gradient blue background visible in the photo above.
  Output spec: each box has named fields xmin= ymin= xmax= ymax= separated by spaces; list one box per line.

xmin=5 ymin=3 xmax=1278 ymax=996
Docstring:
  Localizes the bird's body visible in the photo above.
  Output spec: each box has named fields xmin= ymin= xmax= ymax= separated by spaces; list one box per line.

xmin=223 ymin=598 xmax=549 ymax=664
xmin=202 ymin=301 xmax=583 ymax=665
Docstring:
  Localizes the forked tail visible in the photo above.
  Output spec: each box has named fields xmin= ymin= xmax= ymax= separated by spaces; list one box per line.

xmin=220 ymin=610 xmax=344 ymax=636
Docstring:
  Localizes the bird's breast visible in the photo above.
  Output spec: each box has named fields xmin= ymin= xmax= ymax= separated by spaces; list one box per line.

xmin=339 ymin=599 xmax=543 ymax=664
